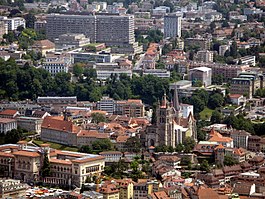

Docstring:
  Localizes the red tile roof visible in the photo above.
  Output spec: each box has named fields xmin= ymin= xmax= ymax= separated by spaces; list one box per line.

xmin=0 ymin=109 xmax=19 ymax=116
xmin=42 ymin=117 xmax=80 ymax=133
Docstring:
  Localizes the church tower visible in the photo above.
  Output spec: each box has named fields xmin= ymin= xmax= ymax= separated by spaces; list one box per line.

xmin=156 ymin=93 xmax=176 ymax=147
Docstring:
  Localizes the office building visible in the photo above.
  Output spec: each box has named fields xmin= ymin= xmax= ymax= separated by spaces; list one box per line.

xmin=143 ymin=69 xmax=171 ymax=78
xmin=96 ymin=69 xmax=132 ymax=80
xmin=54 ymin=33 xmax=90 ymax=49
xmin=16 ymin=116 xmax=43 ymax=134
xmin=189 ymin=67 xmax=212 ymax=87
xmin=71 ymin=52 xmax=112 ymax=63
xmin=164 ymin=13 xmax=182 ymax=38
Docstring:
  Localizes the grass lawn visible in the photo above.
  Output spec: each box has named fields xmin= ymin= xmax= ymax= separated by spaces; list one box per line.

xmin=33 ymin=140 xmax=78 ymax=152
xmin=200 ymin=107 xmax=214 ymax=120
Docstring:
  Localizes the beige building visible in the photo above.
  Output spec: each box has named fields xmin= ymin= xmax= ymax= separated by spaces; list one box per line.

xmin=115 ymin=179 xmax=134 ymax=199
xmin=32 ymin=39 xmax=55 ymax=56
xmin=0 ymin=141 xmax=105 ymax=188
xmin=17 ymin=116 xmax=43 ymax=134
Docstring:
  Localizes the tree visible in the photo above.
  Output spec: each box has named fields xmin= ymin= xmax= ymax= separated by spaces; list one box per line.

xmin=91 ymin=112 xmax=106 ymax=124
xmin=73 ymin=63 xmax=84 ymax=78
xmin=24 ymin=13 xmax=36 ymax=29
xmin=79 ymin=145 xmax=93 ymax=153
xmin=175 ymin=143 xmax=184 ymax=152
xmin=208 ymin=93 xmax=224 ymax=109
xmin=210 ymin=110 xmax=222 ymax=124
xmin=190 ymin=95 xmax=205 ymax=113
xmin=200 ymin=160 xmax=210 ymax=172
xmin=92 ymin=138 xmax=113 ymax=151
xmin=4 ymin=129 xmax=23 ymax=144
xmin=183 ymin=137 xmax=196 ymax=153
xmin=41 ymin=153 xmax=51 ymax=178
xmin=125 ymin=137 xmax=142 ymax=153
xmin=224 ymin=154 xmax=239 ymax=166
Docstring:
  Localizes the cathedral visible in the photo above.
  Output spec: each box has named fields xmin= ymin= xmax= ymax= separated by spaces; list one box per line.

xmin=145 ymin=88 xmax=197 ymax=148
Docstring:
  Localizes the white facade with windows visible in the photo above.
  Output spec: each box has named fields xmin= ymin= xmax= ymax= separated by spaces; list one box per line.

xmin=164 ymin=13 xmax=182 ymax=38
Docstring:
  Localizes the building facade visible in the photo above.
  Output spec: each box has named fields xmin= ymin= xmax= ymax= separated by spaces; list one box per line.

xmin=189 ymin=67 xmax=212 ymax=87
xmin=164 ymin=13 xmax=182 ymax=38
xmin=0 ymin=118 xmax=17 ymax=134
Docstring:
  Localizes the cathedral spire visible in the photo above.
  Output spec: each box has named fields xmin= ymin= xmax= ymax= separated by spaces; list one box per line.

xmin=161 ymin=92 xmax=167 ymax=107
xmin=173 ymin=88 xmax=180 ymax=112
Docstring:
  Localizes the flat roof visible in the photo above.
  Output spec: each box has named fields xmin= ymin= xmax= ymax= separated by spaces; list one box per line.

xmin=190 ymin=66 xmax=212 ymax=72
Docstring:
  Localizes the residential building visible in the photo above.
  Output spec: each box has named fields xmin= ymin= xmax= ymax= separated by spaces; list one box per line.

xmin=164 ymin=13 xmax=182 ymax=38
xmin=185 ymin=37 xmax=211 ymax=50
xmin=0 ymin=141 xmax=105 ymax=188
xmin=16 ymin=116 xmax=43 ymax=134
xmin=196 ymin=50 xmax=214 ymax=63
xmin=230 ymin=78 xmax=253 ymax=98
xmin=189 ymin=67 xmax=212 ymax=87
xmin=100 ymin=183 xmax=120 ymax=199
xmin=97 ymin=96 xmax=116 ymax=114
xmin=34 ymin=20 xmax=47 ymax=33
xmin=122 ymin=99 xmax=145 ymax=118
xmin=1 ymin=17 xmax=25 ymax=31
xmin=54 ymin=33 xmax=90 ymax=49
xmin=0 ymin=21 xmax=7 ymax=39
xmin=76 ymin=130 xmax=109 ymax=147
xmin=153 ymin=6 xmax=170 ymax=15
xmin=0 ymin=118 xmax=17 ymax=134
xmin=115 ymin=179 xmax=134 ymax=199
xmin=208 ymin=129 xmax=233 ymax=148
xmin=248 ymin=136 xmax=261 ymax=152
xmin=133 ymin=182 xmax=153 ymax=199
xmin=219 ymin=45 xmax=230 ymax=56
xmin=32 ymin=40 xmax=55 ymax=56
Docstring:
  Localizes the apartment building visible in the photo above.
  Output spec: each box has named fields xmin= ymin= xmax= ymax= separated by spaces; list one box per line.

xmin=0 ymin=118 xmax=17 ymax=134
xmin=97 ymin=96 xmax=116 ymax=114
xmin=230 ymin=78 xmax=253 ymax=98
xmin=96 ymin=97 xmax=145 ymax=117
xmin=0 ymin=141 xmax=105 ymax=188
xmin=0 ymin=17 xmax=25 ymax=31
xmin=122 ymin=99 xmax=145 ymax=118
xmin=164 ymin=13 xmax=182 ymax=38
xmin=197 ymin=50 xmax=214 ymax=62
xmin=185 ymin=37 xmax=211 ymax=50
xmin=189 ymin=67 xmax=212 ymax=87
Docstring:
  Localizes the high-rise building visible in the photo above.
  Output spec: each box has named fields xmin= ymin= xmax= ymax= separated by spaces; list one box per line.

xmin=46 ymin=14 xmax=136 ymax=48
xmin=164 ymin=13 xmax=182 ymax=38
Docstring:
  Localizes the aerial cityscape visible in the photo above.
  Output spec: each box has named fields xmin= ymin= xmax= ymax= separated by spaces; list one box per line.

xmin=0 ymin=0 xmax=264 ymax=198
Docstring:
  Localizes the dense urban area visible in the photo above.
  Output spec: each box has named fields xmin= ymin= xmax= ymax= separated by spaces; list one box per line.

xmin=0 ymin=0 xmax=264 ymax=198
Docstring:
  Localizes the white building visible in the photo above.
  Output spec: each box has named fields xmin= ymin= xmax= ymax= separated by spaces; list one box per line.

xmin=164 ymin=13 xmax=182 ymax=38
xmin=1 ymin=17 xmax=25 ymax=31
xmin=143 ymin=69 xmax=171 ymax=78
xmin=180 ymin=104 xmax=193 ymax=118
xmin=189 ymin=66 xmax=212 ymax=87
xmin=153 ymin=6 xmax=170 ymax=15
xmin=197 ymin=50 xmax=214 ymax=63
xmin=96 ymin=96 xmax=116 ymax=114
xmin=96 ymin=69 xmax=132 ymax=80
xmin=0 ymin=118 xmax=17 ymax=134
xmin=219 ymin=45 xmax=230 ymax=56
xmin=42 ymin=53 xmax=73 ymax=76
